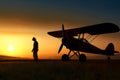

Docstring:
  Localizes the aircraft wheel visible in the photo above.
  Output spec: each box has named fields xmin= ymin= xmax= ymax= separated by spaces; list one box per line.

xmin=62 ymin=54 xmax=69 ymax=61
xmin=79 ymin=54 xmax=86 ymax=62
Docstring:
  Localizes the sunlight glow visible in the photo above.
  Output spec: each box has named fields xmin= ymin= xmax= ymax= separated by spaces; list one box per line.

xmin=8 ymin=45 xmax=14 ymax=52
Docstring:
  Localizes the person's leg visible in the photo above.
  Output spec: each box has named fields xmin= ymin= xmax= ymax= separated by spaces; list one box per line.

xmin=33 ymin=52 xmax=36 ymax=61
xmin=34 ymin=51 xmax=38 ymax=61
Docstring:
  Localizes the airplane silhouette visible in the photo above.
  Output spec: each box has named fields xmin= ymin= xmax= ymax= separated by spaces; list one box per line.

xmin=48 ymin=23 xmax=120 ymax=61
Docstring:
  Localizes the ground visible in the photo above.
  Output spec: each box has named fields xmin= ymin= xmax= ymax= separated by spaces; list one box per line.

xmin=0 ymin=60 xmax=120 ymax=80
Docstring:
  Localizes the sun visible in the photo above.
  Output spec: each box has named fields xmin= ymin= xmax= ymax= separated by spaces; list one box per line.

xmin=8 ymin=45 xmax=14 ymax=52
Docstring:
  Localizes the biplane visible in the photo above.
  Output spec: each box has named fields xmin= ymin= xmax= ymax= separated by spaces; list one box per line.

xmin=48 ymin=23 xmax=120 ymax=61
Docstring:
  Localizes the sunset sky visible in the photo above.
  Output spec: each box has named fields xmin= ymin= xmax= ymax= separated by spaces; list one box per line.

xmin=0 ymin=0 xmax=120 ymax=59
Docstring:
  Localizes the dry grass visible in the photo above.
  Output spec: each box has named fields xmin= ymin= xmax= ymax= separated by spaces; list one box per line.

xmin=0 ymin=60 xmax=120 ymax=80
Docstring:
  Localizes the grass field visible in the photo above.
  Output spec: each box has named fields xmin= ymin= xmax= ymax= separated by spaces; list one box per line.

xmin=0 ymin=60 xmax=120 ymax=80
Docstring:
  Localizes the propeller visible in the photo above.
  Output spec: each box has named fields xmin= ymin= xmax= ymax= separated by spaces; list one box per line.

xmin=58 ymin=43 xmax=63 ymax=53
xmin=58 ymin=24 xmax=65 ymax=54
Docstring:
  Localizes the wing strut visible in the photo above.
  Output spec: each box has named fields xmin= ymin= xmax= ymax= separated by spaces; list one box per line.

xmin=86 ymin=34 xmax=92 ymax=40
xmin=89 ymin=35 xmax=99 ymax=42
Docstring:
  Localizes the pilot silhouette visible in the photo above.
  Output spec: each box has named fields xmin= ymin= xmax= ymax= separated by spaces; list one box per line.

xmin=32 ymin=37 xmax=38 ymax=61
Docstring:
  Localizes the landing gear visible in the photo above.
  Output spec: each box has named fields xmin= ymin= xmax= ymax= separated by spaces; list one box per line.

xmin=62 ymin=54 xmax=69 ymax=61
xmin=61 ymin=51 xmax=87 ymax=62
xmin=79 ymin=54 xmax=87 ymax=62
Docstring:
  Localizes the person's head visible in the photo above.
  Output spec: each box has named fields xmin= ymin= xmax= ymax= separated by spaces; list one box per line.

xmin=32 ymin=37 xmax=36 ymax=41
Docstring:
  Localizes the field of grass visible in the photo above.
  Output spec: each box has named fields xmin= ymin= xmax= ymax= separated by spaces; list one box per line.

xmin=0 ymin=60 xmax=120 ymax=80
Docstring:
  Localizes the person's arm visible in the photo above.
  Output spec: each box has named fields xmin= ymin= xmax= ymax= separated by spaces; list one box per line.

xmin=32 ymin=43 xmax=34 ymax=52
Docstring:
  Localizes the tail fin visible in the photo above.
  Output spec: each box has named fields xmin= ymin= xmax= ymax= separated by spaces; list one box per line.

xmin=105 ymin=43 xmax=114 ymax=51
xmin=105 ymin=43 xmax=114 ymax=55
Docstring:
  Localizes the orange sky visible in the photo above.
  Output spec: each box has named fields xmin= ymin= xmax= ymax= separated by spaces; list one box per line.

xmin=0 ymin=21 xmax=61 ymax=59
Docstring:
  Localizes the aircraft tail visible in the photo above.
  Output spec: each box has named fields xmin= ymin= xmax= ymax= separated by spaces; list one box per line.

xmin=105 ymin=43 xmax=119 ymax=55
xmin=105 ymin=43 xmax=114 ymax=51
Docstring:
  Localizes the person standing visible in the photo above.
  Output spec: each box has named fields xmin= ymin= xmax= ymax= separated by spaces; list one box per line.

xmin=32 ymin=37 xmax=39 ymax=61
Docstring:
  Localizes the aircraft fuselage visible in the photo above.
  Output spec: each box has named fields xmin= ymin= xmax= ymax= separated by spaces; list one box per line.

xmin=62 ymin=37 xmax=114 ymax=55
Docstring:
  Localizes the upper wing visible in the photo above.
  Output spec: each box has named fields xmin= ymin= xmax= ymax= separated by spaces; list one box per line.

xmin=48 ymin=23 xmax=120 ymax=38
